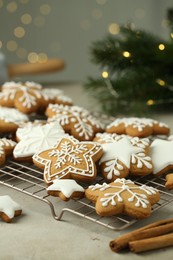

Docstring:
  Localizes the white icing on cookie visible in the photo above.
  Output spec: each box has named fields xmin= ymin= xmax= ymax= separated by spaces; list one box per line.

xmin=13 ymin=122 xmax=65 ymax=158
xmin=0 ymin=195 xmax=22 ymax=218
xmin=47 ymin=179 xmax=84 ymax=198
xmin=89 ymin=178 xmax=157 ymax=208
xmin=0 ymin=106 xmax=28 ymax=123
xmin=150 ymin=139 xmax=173 ymax=174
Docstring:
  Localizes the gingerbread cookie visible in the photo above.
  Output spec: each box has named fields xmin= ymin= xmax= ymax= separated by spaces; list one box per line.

xmin=165 ymin=173 xmax=173 ymax=190
xmin=94 ymin=133 xmax=153 ymax=182
xmin=85 ymin=178 xmax=160 ymax=219
xmin=0 ymin=106 xmax=29 ymax=134
xmin=41 ymin=88 xmax=73 ymax=106
xmin=0 ymin=81 xmax=43 ymax=114
xmin=0 ymin=138 xmax=16 ymax=165
xmin=0 ymin=195 xmax=22 ymax=222
xmin=47 ymin=179 xmax=84 ymax=201
xmin=13 ymin=122 xmax=65 ymax=161
xmin=106 ymin=117 xmax=170 ymax=137
xmin=46 ymin=104 xmax=105 ymax=141
xmin=150 ymin=139 xmax=173 ymax=176
xmin=33 ymin=135 xmax=103 ymax=184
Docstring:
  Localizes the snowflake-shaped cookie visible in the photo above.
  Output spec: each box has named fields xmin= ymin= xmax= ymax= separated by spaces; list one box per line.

xmin=106 ymin=117 xmax=170 ymax=137
xmin=94 ymin=133 xmax=153 ymax=182
xmin=85 ymin=178 xmax=160 ymax=219
xmin=0 ymin=195 xmax=22 ymax=222
xmin=150 ymin=138 xmax=173 ymax=176
xmin=0 ymin=138 xmax=16 ymax=165
xmin=33 ymin=136 xmax=103 ymax=184
xmin=47 ymin=179 xmax=84 ymax=201
xmin=46 ymin=104 xmax=105 ymax=141
xmin=0 ymin=81 xmax=43 ymax=114
xmin=13 ymin=122 xmax=66 ymax=160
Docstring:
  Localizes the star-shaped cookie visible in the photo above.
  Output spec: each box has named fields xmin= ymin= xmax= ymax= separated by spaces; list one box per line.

xmin=94 ymin=133 xmax=153 ymax=182
xmin=33 ymin=136 xmax=103 ymax=184
xmin=0 ymin=195 xmax=22 ymax=222
xmin=85 ymin=178 xmax=160 ymax=219
xmin=47 ymin=179 xmax=84 ymax=201
xmin=150 ymin=139 xmax=173 ymax=175
xmin=13 ymin=122 xmax=66 ymax=160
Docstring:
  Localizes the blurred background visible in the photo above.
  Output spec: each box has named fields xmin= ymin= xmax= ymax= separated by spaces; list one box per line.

xmin=0 ymin=0 xmax=173 ymax=111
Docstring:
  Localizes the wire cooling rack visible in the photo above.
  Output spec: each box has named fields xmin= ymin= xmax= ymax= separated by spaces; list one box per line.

xmin=0 ymin=159 xmax=173 ymax=231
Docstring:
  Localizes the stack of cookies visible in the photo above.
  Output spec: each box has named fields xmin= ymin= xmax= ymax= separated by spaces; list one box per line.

xmin=1 ymin=80 xmax=172 ymax=220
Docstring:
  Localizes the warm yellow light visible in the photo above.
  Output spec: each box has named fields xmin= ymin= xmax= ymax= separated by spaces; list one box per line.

xmin=156 ymin=79 xmax=165 ymax=86
xmin=38 ymin=53 xmax=48 ymax=63
xmin=123 ymin=51 xmax=131 ymax=58
xmin=40 ymin=4 xmax=51 ymax=15
xmin=6 ymin=1 xmax=18 ymax=13
xmin=16 ymin=47 xmax=27 ymax=58
xmin=102 ymin=71 xmax=109 ymax=78
xmin=171 ymin=33 xmax=173 ymax=39
xmin=158 ymin=44 xmax=165 ymax=51
xmin=147 ymin=99 xmax=155 ymax=106
xmin=14 ymin=27 xmax=25 ymax=38
xmin=6 ymin=40 xmax=18 ymax=51
xmin=28 ymin=52 xmax=38 ymax=63
xmin=108 ymin=23 xmax=120 ymax=35
xmin=21 ymin=13 xmax=32 ymax=24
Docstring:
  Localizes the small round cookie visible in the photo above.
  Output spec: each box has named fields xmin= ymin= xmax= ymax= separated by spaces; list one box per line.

xmin=0 ymin=195 xmax=22 ymax=223
xmin=33 ymin=135 xmax=103 ymax=184
xmin=93 ymin=133 xmax=153 ymax=182
xmin=46 ymin=104 xmax=105 ymax=141
xmin=13 ymin=122 xmax=66 ymax=161
xmin=85 ymin=178 xmax=160 ymax=219
xmin=47 ymin=179 xmax=84 ymax=201
xmin=0 ymin=138 xmax=16 ymax=165
xmin=0 ymin=106 xmax=29 ymax=134
xmin=106 ymin=117 xmax=170 ymax=137
xmin=150 ymin=138 xmax=173 ymax=176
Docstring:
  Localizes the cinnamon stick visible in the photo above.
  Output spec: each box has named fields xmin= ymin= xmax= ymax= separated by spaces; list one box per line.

xmin=110 ymin=218 xmax=173 ymax=252
xmin=129 ymin=233 xmax=173 ymax=253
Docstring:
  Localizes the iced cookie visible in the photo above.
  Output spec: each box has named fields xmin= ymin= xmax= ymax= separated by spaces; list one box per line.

xmin=0 ymin=81 xmax=43 ymax=114
xmin=0 ymin=138 xmax=16 ymax=165
xmin=0 ymin=195 xmax=22 ymax=223
xmin=0 ymin=106 xmax=28 ymax=134
xmin=106 ymin=117 xmax=170 ymax=137
xmin=46 ymin=104 xmax=105 ymax=141
xmin=47 ymin=179 xmax=84 ymax=201
xmin=85 ymin=178 xmax=160 ymax=219
xmin=33 ymin=135 xmax=103 ymax=184
xmin=94 ymin=133 xmax=152 ymax=182
xmin=150 ymin=139 xmax=173 ymax=176
xmin=13 ymin=122 xmax=65 ymax=161
xmin=41 ymin=88 xmax=73 ymax=107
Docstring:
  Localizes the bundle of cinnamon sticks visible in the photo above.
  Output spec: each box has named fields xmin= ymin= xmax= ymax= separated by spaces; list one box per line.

xmin=110 ymin=218 xmax=173 ymax=253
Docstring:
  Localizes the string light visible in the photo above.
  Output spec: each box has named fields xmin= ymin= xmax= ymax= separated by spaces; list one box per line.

xmin=171 ymin=33 xmax=173 ymax=39
xmin=108 ymin=23 xmax=120 ymax=35
xmin=21 ymin=13 xmax=32 ymax=24
xmin=102 ymin=71 xmax=109 ymax=78
xmin=6 ymin=40 xmax=18 ymax=51
xmin=147 ymin=99 xmax=155 ymax=106
xmin=40 ymin=4 xmax=51 ymax=15
xmin=6 ymin=1 xmax=18 ymax=13
xmin=16 ymin=47 xmax=27 ymax=59
xmin=28 ymin=52 xmax=38 ymax=63
xmin=156 ymin=79 xmax=165 ymax=86
xmin=122 ymin=51 xmax=131 ymax=58
xmin=14 ymin=26 xmax=25 ymax=38
xmin=38 ymin=53 xmax=48 ymax=63
xmin=158 ymin=44 xmax=165 ymax=51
